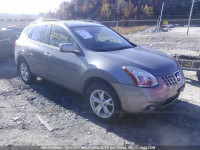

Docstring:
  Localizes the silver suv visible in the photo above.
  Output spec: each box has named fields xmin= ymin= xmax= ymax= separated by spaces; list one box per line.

xmin=15 ymin=21 xmax=185 ymax=123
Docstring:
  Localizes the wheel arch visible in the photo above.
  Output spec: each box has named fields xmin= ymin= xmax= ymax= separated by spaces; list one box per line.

xmin=16 ymin=55 xmax=31 ymax=72
xmin=17 ymin=55 xmax=26 ymax=71
xmin=82 ymin=76 xmax=121 ymax=108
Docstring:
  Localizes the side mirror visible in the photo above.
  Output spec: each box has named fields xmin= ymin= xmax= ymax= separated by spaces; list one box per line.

xmin=59 ymin=43 xmax=74 ymax=53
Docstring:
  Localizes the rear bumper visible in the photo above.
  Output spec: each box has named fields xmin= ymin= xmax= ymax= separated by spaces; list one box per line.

xmin=111 ymin=77 xmax=185 ymax=113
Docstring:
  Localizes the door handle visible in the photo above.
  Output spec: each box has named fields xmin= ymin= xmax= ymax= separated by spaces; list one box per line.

xmin=44 ymin=52 xmax=51 ymax=57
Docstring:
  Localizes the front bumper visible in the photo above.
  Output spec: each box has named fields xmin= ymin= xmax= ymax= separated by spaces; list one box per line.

xmin=111 ymin=76 xmax=185 ymax=113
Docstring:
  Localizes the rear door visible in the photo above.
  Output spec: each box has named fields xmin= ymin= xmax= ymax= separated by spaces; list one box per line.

xmin=28 ymin=25 xmax=49 ymax=76
xmin=43 ymin=25 xmax=82 ymax=92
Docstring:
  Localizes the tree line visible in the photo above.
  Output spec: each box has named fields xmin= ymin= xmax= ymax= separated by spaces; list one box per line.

xmin=44 ymin=0 xmax=200 ymax=21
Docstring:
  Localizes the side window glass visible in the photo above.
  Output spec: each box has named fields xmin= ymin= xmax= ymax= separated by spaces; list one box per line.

xmin=31 ymin=25 xmax=48 ymax=43
xmin=49 ymin=26 xmax=74 ymax=48
xmin=24 ymin=26 xmax=33 ymax=38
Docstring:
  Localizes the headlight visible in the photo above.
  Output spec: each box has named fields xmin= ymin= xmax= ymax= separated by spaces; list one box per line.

xmin=122 ymin=66 xmax=158 ymax=87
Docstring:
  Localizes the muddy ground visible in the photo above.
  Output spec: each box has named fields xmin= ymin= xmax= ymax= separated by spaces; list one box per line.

xmin=0 ymin=27 xmax=200 ymax=149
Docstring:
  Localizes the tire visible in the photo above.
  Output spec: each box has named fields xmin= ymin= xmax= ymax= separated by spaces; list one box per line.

xmin=197 ymin=71 xmax=200 ymax=81
xmin=18 ymin=58 xmax=37 ymax=85
xmin=85 ymin=82 xmax=123 ymax=123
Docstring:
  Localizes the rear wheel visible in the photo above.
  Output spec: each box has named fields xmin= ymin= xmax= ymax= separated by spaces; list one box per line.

xmin=197 ymin=71 xmax=200 ymax=81
xmin=18 ymin=58 xmax=37 ymax=85
xmin=85 ymin=82 xmax=122 ymax=123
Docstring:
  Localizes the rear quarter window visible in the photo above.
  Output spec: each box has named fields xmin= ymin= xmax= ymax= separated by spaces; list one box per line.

xmin=22 ymin=26 xmax=34 ymax=38
xmin=31 ymin=25 xmax=48 ymax=43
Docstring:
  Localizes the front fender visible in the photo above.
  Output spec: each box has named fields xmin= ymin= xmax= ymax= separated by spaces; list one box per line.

xmin=81 ymin=68 xmax=119 ymax=90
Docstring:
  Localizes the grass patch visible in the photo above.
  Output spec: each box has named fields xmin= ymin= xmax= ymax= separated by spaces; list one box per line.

xmin=112 ymin=26 xmax=149 ymax=35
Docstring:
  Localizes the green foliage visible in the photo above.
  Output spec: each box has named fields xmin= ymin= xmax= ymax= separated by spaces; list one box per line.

xmin=143 ymin=5 xmax=154 ymax=17
xmin=101 ymin=3 xmax=111 ymax=19
xmin=52 ymin=0 xmax=200 ymax=20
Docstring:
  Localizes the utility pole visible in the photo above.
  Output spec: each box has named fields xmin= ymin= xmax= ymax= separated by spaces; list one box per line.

xmin=158 ymin=2 xmax=165 ymax=31
xmin=187 ymin=0 xmax=195 ymax=35
xmin=128 ymin=0 xmax=131 ymax=26
xmin=129 ymin=0 xmax=131 ymax=19
xmin=187 ymin=0 xmax=200 ymax=35
xmin=156 ymin=2 xmax=164 ymax=48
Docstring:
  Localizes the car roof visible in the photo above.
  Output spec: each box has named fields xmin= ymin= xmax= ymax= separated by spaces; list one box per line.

xmin=31 ymin=20 xmax=104 ymax=28
xmin=63 ymin=21 xmax=104 ymax=27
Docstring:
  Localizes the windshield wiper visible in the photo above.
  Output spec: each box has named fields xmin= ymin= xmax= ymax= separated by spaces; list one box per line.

xmin=118 ymin=46 xmax=133 ymax=50
xmin=93 ymin=48 xmax=108 ymax=52
xmin=93 ymin=46 xmax=133 ymax=52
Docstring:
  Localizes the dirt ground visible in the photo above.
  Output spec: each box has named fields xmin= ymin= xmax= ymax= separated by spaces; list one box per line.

xmin=0 ymin=27 xmax=200 ymax=149
xmin=128 ymin=26 xmax=200 ymax=56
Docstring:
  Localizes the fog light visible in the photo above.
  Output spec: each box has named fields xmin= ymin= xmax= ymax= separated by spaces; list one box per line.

xmin=146 ymin=105 xmax=156 ymax=111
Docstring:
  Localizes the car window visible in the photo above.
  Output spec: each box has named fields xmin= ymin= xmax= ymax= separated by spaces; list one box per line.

xmin=96 ymin=30 xmax=123 ymax=45
xmin=23 ymin=26 xmax=34 ymax=38
xmin=31 ymin=25 xmax=48 ymax=43
xmin=49 ymin=26 xmax=74 ymax=48
xmin=72 ymin=26 xmax=135 ymax=51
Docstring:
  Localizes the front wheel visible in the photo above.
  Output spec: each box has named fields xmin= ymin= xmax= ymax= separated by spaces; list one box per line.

xmin=18 ymin=59 xmax=37 ymax=85
xmin=85 ymin=82 xmax=122 ymax=123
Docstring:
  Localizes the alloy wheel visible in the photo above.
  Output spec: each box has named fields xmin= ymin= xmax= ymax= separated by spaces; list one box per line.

xmin=90 ymin=90 xmax=114 ymax=118
xmin=20 ymin=63 xmax=29 ymax=81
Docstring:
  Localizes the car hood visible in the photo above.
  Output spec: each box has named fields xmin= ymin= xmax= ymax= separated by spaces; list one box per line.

xmin=95 ymin=46 xmax=179 ymax=76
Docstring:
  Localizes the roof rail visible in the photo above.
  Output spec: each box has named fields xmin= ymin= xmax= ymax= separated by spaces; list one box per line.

xmin=30 ymin=19 xmax=102 ymax=25
xmin=84 ymin=20 xmax=102 ymax=25
xmin=62 ymin=19 xmax=102 ymax=25
xmin=31 ymin=18 xmax=59 ymax=24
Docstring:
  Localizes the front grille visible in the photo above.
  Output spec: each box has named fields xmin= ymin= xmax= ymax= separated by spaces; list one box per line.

xmin=162 ymin=74 xmax=177 ymax=86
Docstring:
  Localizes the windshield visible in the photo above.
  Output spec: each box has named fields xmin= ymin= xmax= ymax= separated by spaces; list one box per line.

xmin=71 ymin=26 xmax=136 ymax=51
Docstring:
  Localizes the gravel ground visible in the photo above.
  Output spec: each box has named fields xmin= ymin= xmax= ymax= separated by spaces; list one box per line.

xmin=128 ymin=27 xmax=200 ymax=56
xmin=0 ymin=27 xmax=200 ymax=149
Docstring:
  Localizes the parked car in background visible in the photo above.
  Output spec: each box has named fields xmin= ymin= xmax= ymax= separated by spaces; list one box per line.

xmin=0 ymin=26 xmax=24 ymax=59
xmin=15 ymin=20 xmax=185 ymax=123
xmin=0 ymin=29 xmax=13 ymax=60
xmin=6 ymin=25 xmax=25 ymax=39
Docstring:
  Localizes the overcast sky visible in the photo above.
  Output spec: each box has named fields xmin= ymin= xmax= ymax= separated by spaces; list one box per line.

xmin=0 ymin=0 xmax=68 ymax=14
